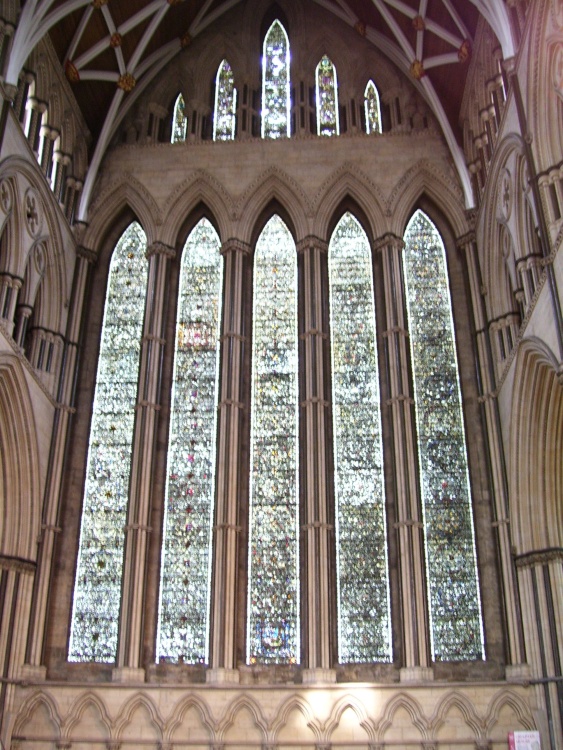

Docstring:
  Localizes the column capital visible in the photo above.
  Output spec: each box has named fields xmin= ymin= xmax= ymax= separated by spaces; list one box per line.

xmin=373 ymin=232 xmax=404 ymax=253
xmin=220 ymin=237 xmax=251 ymax=256
xmin=76 ymin=245 xmax=97 ymax=264
xmin=456 ymin=230 xmax=476 ymax=251
xmin=146 ymin=241 xmax=175 ymax=260
xmin=296 ymin=235 xmax=328 ymax=255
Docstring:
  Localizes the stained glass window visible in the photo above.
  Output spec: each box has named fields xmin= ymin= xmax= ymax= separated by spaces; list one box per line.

xmin=329 ymin=213 xmax=391 ymax=663
xmin=247 ymin=215 xmax=299 ymax=663
xmin=316 ymin=55 xmax=339 ymax=137
xmin=171 ymin=93 xmax=187 ymax=143
xmin=157 ymin=219 xmax=223 ymax=663
xmin=364 ymin=80 xmax=381 ymax=134
xmin=403 ymin=210 xmax=484 ymax=661
xmin=214 ymin=60 xmax=237 ymax=141
xmin=262 ymin=20 xmax=291 ymax=139
xmin=69 ymin=222 xmax=148 ymax=662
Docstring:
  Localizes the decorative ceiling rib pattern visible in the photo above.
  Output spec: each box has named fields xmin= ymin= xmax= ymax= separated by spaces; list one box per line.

xmin=5 ymin=0 xmax=513 ymax=217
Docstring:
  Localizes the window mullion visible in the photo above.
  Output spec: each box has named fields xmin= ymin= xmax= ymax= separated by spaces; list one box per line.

xmin=115 ymin=240 xmax=175 ymax=678
xmin=297 ymin=235 xmax=336 ymax=681
xmin=375 ymin=232 xmax=432 ymax=678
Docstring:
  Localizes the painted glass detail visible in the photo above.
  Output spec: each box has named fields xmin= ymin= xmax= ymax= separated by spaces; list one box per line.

xmin=262 ymin=20 xmax=291 ymax=139
xmin=69 ymin=222 xmax=148 ymax=662
xmin=329 ymin=213 xmax=391 ymax=663
xmin=404 ymin=210 xmax=484 ymax=661
xmin=214 ymin=60 xmax=237 ymax=141
xmin=364 ymin=80 xmax=382 ymax=134
xmin=316 ymin=55 xmax=339 ymax=136
xmin=172 ymin=93 xmax=187 ymax=143
xmin=248 ymin=215 xmax=299 ymax=663
xmin=157 ymin=219 xmax=223 ymax=663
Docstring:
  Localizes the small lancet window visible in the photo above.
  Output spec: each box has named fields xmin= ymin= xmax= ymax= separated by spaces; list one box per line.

xmin=364 ymin=80 xmax=382 ymax=134
xmin=171 ymin=93 xmax=187 ymax=143
xmin=262 ymin=20 xmax=291 ymax=139
xmin=214 ymin=60 xmax=237 ymax=141
xmin=316 ymin=55 xmax=339 ymax=136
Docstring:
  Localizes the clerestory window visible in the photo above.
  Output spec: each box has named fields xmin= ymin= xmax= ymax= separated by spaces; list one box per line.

xmin=171 ymin=93 xmax=187 ymax=143
xmin=316 ymin=55 xmax=339 ymax=137
xmin=214 ymin=60 xmax=237 ymax=141
xmin=262 ymin=20 xmax=291 ymax=139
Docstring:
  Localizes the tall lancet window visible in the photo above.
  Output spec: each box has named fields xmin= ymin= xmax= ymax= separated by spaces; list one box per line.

xmin=316 ymin=55 xmax=339 ymax=136
xmin=329 ymin=213 xmax=391 ymax=663
xmin=171 ymin=93 xmax=187 ymax=143
xmin=364 ymin=80 xmax=382 ymax=134
xmin=247 ymin=215 xmax=299 ymax=664
xmin=403 ymin=210 xmax=484 ymax=661
xmin=157 ymin=218 xmax=223 ymax=663
xmin=213 ymin=60 xmax=237 ymax=141
xmin=262 ymin=20 xmax=291 ymax=139
xmin=69 ymin=222 xmax=148 ymax=662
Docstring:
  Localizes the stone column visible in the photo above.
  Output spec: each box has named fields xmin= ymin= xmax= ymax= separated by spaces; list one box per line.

xmin=207 ymin=238 xmax=250 ymax=684
xmin=24 ymin=243 xmax=95 ymax=674
xmin=0 ymin=275 xmax=21 ymax=335
xmin=25 ymin=97 xmax=45 ymax=154
xmin=296 ymin=235 xmax=335 ymax=683
xmin=40 ymin=126 xmax=58 ymax=178
xmin=375 ymin=232 xmax=432 ymax=681
xmin=456 ymin=225 xmax=527 ymax=671
xmin=114 ymin=240 xmax=174 ymax=681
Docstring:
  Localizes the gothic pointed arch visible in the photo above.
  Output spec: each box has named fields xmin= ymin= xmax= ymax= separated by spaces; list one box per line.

xmin=0 ymin=353 xmax=41 ymax=560
xmin=510 ymin=339 xmax=563 ymax=553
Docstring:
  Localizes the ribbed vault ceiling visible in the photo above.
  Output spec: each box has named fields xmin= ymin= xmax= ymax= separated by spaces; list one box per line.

xmin=6 ymin=0 xmax=515 ymax=215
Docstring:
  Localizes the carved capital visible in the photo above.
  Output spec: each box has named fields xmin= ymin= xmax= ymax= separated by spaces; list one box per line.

xmin=456 ymin=231 xmax=476 ymax=250
xmin=220 ymin=238 xmax=251 ymax=256
xmin=146 ymin=241 xmax=175 ymax=260
xmin=297 ymin=235 xmax=328 ymax=255
xmin=76 ymin=245 xmax=97 ymax=264
xmin=373 ymin=233 xmax=404 ymax=253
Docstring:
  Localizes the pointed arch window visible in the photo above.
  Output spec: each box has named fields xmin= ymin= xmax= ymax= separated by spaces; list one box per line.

xmin=214 ymin=60 xmax=237 ymax=141
xmin=69 ymin=222 xmax=148 ymax=662
xmin=403 ymin=210 xmax=484 ymax=661
xmin=316 ymin=55 xmax=339 ymax=137
xmin=247 ymin=215 xmax=299 ymax=664
xmin=262 ymin=20 xmax=291 ymax=139
xmin=157 ymin=218 xmax=223 ymax=663
xmin=171 ymin=93 xmax=187 ymax=143
xmin=364 ymin=80 xmax=382 ymax=134
xmin=329 ymin=213 xmax=391 ymax=662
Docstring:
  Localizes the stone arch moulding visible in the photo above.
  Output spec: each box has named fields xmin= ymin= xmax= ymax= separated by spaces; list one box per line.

xmin=235 ymin=166 xmax=312 ymax=243
xmin=0 ymin=353 xmax=41 ymax=561
xmin=83 ymin=174 xmax=162 ymax=252
xmin=509 ymin=337 xmax=563 ymax=554
xmin=162 ymin=693 xmax=215 ymax=743
xmin=385 ymin=159 xmax=466 ymax=237
xmin=312 ymin=162 xmax=387 ymax=240
xmin=160 ymin=170 xmax=235 ymax=246
xmin=0 ymin=157 xmax=68 ymax=302
xmin=216 ymin=694 xmax=269 ymax=745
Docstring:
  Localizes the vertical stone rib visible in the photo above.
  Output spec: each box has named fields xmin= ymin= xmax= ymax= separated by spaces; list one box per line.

xmin=457 ymin=228 xmax=526 ymax=668
xmin=208 ymin=239 xmax=249 ymax=682
xmin=298 ymin=235 xmax=335 ymax=682
xmin=375 ymin=233 xmax=431 ymax=677
xmin=25 ymin=245 xmax=94 ymax=672
xmin=116 ymin=241 xmax=174 ymax=677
